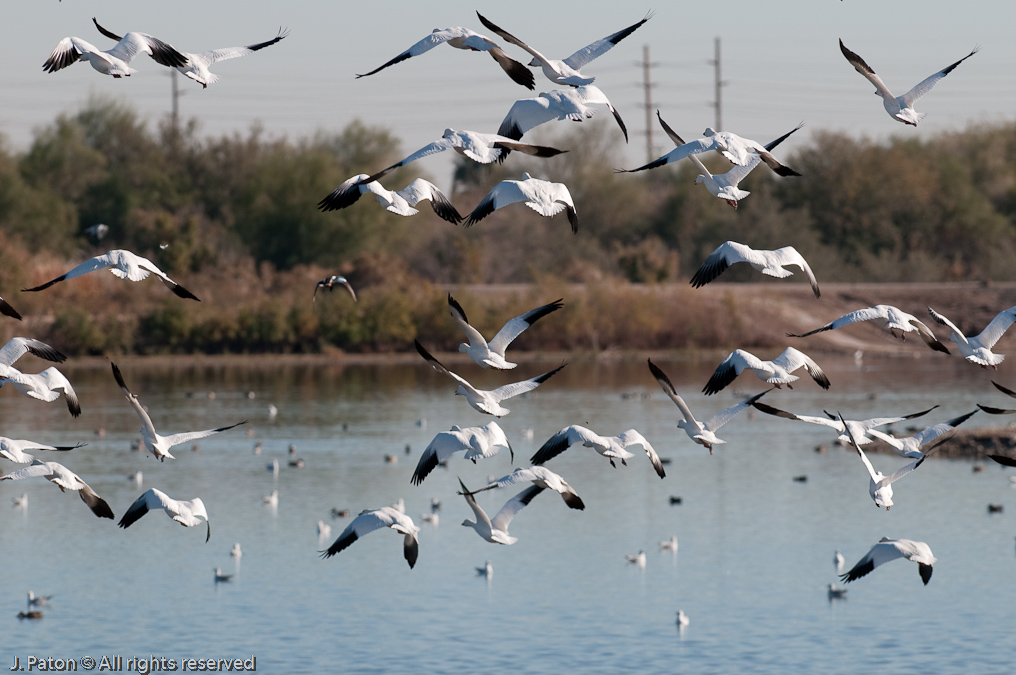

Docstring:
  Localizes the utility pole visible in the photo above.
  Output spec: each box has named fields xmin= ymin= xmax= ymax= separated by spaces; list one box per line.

xmin=171 ymin=69 xmax=180 ymax=132
xmin=710 ymin=37 xmax=724 ymax=131
xmin=642 ymin=44 xmax=654 ymax=162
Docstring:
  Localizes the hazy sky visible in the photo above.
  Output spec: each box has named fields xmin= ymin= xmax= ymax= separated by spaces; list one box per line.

xmin=4 ymin=1 xmax=1013 ymax=184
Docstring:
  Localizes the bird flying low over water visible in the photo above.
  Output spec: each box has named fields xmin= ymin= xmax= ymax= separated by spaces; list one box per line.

xmin=92 ymin=19 xmax=288 ymax=88
xmin=411 ymin=421 xmax=513 ymax=485
xmin=0 ymin=459 xmax=114 ymax=519
xmin=839 ymin=39 xmax=978 ymax=126
xmin=467 ymin=466 xmax=585 ymax=510
xmin=788 ymin=304 xmax=950 ymax=353
xmin=865 ymin=410 xmax=976 ymax=460
xmin=0 ymin=367 xmax=80 ymax=417
xmin=317 ymin=175 xmax=462 ymax=224
xmin=497 ymin=85 xmax=628 ymax=156
xmin=926 ymin=305 xmax=1016 ymax=368
xmin=313 ymin=276 xmax=357 ymax=303
xmin=703 ymin=347 xmax=830 ymax=396
xmin=0 ymin=436 xmax=85 ymax=464
xmin=23 ymin=249 xmax=199 ymax=300
xmin=841 ymin=412 xmax=929 ymax=510
xmin=43 ymin=29 xmax=187 ymax=78
xmin=448 ymin=294 xmax=563 ymax=369
xmin=355 ymin=24 xmax=534 ymax=90
xmin=690 ymin=241 xmax=820 ymax=298
xmin=357 ymin=129 xmax=566 ymax=186
xmin=118 ymin=488 xmax=211 ymax=542
xmin=648 ymin=358 xmax=769 ymax=454
xmin=476 ymin=11 xmax=652 ymax=87
xmin=464 ymin=173 xmax=578 ymax=232
xmin=415 ymin=340 xmax=565 ymax=417
xmin=531 ymin=425 xmax=665 ymax=478
xmin=111 ymin=363 xmax=247 ymax=462
xmin=839 ymin=537 xmax=936 ymax=585
xmin=457 ymin=477 xmax=544 ymax=545
xmin=321 ymin=506 xmax=420 ymax=569
xmin=750 ymin=401 xmax=939 ymax=447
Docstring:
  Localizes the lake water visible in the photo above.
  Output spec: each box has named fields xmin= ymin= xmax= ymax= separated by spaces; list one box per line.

xmin=3 ymin=354 xmax=1015 ymax=674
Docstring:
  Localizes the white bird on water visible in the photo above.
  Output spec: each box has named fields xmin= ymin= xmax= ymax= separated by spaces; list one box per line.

xmin=118 ymin=488 xmax=211 ymax=542
xmin=12 ymin=493 xmax=28 ymax=509
xmin=42 ymin=30 xmax=186 ymax=78
xmin=263 ymin=490 xmax=279 ymax=508
xmin=27 ymin=591 xmax=53 ymax=610
xmin=464 ymin=173 xmax=579 ymax=233
xmin=457 ymin=478 xmax=543 ymax=545
xmin=927 ymin=305 xmax=1016 ymax=369
xmin=703 ymin=347 xmax=830 ymax=396
xmin=214 ymin=568 xmax=233 ymax=583
xmin=0 ymin=459 xmax=114 ymax=519
xmin=834 ymin=550 xmax=845 ymax=572
xmin=689 ymin=241 xmax=820 ymax=298
xmin=411 ymin=421 xmax=513 ymax=485
xmin=415 ymin=340 xmax=565 ymax=417
xmin=317 ymin=175 xmax=462 ymax=224
xmin=230 ymin=543 xmax=242 ymax=559
xmin=320 ymin=506 xmax=420 ymax=569
xmin=92 ymin=19 xmax=289 ymax=89
xmin=317 ymin=520 xmax=332 ymax=541
xmin=660 ymin=536 xmax=679 ymax=552
xmin=531 ymin=425 xmax=665 ymax=478
xmin=476 ymin=11 xmax=652 ymax=86
xmin=789 ymin=304 xmax=950 ymax=354
xmin=840 ymin=537 xmax=937 ymax=586
xmin=626 ymin=550 xmax=646 ymax=569
xmin=467 ymin=466 xmax=585 ymax=510
xmin=648 ymin=358 xmax=769 ymax=453
xmin=839 ymin=39 xmax=978 ymax=126
xmin=676 ymin=610 xmax=691 ymax=628
xmin=111 ymin=363 xmax=247 ymax=462
xmin=448 ymin=294 xmax=563 ymax=370
xmin=22 ymin=249 xmax=199 ymax=300
xmin=477 ymin=560 xmax=493 ymax=580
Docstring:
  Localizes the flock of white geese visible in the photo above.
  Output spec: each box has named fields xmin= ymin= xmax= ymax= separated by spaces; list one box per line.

xmin=7 ymin=10 xmax=1005 ymax=620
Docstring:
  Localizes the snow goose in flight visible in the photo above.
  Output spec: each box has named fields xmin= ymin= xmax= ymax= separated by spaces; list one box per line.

xmin=448 ymin=294 xmax=563 ymax=369
xmin=355 ymin=25 xmax=534 ymax=90
xmin=411 ymin=421 xmax=513 ymax=485
xmin=317 ymin=175 xmax=462 ymax=224
xmin=312 ymin=276 xmax=357 ymax=303
xmin=0 ymin=459 xmax=113 ymax=519
xmin=927 ymin=305 xmax=1016 ymax=368
xmin=749 ymin=401 xmax=939 ymax=447
xmin=788 ymin=305 xmax=950 ymax=353
xmin=466 ymin=465 xmax=585 ymax=510
xmin=111 ymin=362 xmax=247 ymax=462
xmin=464 ymin=173 xmax=578 ymax=232
xmin=648 ymin=358 xmax=770 ymax=454
xmin=839 ymin=39 xmax=978 ymax=126
xmin=0 ymin=337 xmax=67 ymax=368
xmin=0 ymin=296 xmax=22 ymax=321
xmin=22 ymin=249 xmax=199 ymax=300
xmin=476 ymin=11 xmax=653 ymax=87
xmin=320 ymin=506 xmax=420 ymax=569
xmin=840 ymin=412 xmax=930 ymax=510
xmin=93 ymin=19 xmax=288 ymax=89
xmin=865 ymin=410 xmax=976 ymax=460
xmin=531 ymin=425 xmax=665 ymax=478
xmin=690 ymin=241 xmax=820 ymax=298
xmin=703 ymin=347 xmax=830 ymax=396
xmin=457 ymin=477 xmax=544 ymax=545
xmin=618 ymin=114 xmax=802 ymax=177
xmin=118 ymin=488 xmax=211 ymax=542
xmin=0 ymin=367 xmax=81 ymax=417
xmin=839 ymin=537 xmax=936 ymax=585
xmin=357 ymin=129 xmax=566 ymax=186
xmin=42 ymin=29 xmax=186 ymax=78
xmin=0 ymin=436 xmax=85 ymax=464
xmin=415 ymin=340 xmax=565 ymax=417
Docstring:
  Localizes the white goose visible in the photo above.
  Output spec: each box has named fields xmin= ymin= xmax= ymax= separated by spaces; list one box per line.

xmin=497 ymin=85 xmax=628 ymax=149
xmin=865 ymin=410 xmax=976 ymax=459
xmin=927 ymin=305 xmax=1016 ymax=368
xmin=0 ymin=436 xmax=84 ymax=464
xmin=457 ymin=477 xmax=544 ymax=545
xmin=476 ymin=11 xmax=652 ymax=86
xmin=355 ymin=25 xmax=534 ymax=89
xmin=648 ymin=358 xmax=770 ymax=453
xmin=841 ymin=413 xmax=929 ymax=510
xmin=93 ymin=19 xmax=288 ymax=89
xmin=840 ymin=537 xmax=936 ymax=585
xmin=43 ymin=31 xmax=186 ymax=78
xmin=411 ymin=421 xmax=513 ymax=485
xmin=749 ymin=401 xmax=939 ymax=447
xmin=467 ymin=466 xmax=585 ymax=510
xmin=703 ymin=347 xmax=830 ymax=396
xmin=690 ymin=241 xmax=821 ymax=298
xmin=415 ymin=340 xmax=565 ymax=417
xmin=464 ymin=173 xmax=578 ymax=232
xmin=0 ymin=459 xmax=113 ymax=519
xmin=112 ymin=363 xmax=247 ymax=462
xmin=448 ymin=294 xmax=563 ymax=370
xmin=23 ymin=249 xmax=199 ymax=300
xmin=317 ymin=175 xmax=462 ymax=224
xmin=118 ymin=488 xmax=211 ymax=542
xmin=789 ymin=305 xmax=950 ymax=353
xmin=0 ymin=367 xmax=81 ymax=417
xmin=839 ymin=39 xmax=978 ymax=126
xmin=321 ymin=506 xmax=420 ymax=569
xmin=531 ymin=425 xmax=665 ymax=478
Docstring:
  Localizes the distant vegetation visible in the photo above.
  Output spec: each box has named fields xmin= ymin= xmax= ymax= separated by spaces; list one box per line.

xmin=1 ymin=95 xmax=1014 ymax=355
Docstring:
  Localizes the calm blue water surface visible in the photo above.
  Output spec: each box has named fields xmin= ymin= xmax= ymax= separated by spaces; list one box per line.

xmin=3 ymin=354 xmax=1015 ymax=674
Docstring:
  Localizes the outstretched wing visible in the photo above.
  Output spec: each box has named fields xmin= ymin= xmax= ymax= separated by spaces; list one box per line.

xmin=839 ymin=39 xmax=896 ymax=102
xmin=901 ymin=47 xmax=978 ymax=107
xmin=490 ymin=484 xmax=544 ymax=533
xmin=561 ymin=12 xmax=653 ymax=70
xmin=487 ymin=299 xmax=564 ymax=358
xmin=488 ymin=363 xmax=566 ymax=403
